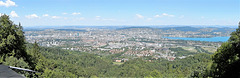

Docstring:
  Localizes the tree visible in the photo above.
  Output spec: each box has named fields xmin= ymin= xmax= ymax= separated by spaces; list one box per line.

xmin=27 ymin=42 xmax=47 ymax=76
xmin=205 ymin=21 xmax=240 ymax=77
xmin=0 ymin=14 xmax=28 ymax=61
xmin=150 ymin=70 xmax=161 ymax=77
xmin=29 ymin=42 xmax=41 ymax=68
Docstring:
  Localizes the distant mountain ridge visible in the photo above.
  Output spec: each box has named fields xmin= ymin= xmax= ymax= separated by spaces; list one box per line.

xmin=115 ymin=26 xmax=235 ymax=32
xmin=159 ymin=26 xmax=199 ymax=31
xmin=116 ymin=27 xmax=153 ymax=30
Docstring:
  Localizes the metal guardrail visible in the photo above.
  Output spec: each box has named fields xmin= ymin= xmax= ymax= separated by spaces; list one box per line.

xmin=9 ymin=66 xmax=41 ymax=73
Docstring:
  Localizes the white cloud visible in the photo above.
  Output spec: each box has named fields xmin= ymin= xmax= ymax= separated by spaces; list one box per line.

xmin=154 ymin=15 xmax=161 ymax=18
xmin=0 ymin=13 xmax=3 ymax=16
xmin=25 ymin=14 xmax=39 ymax=19
xmin=154 ymin=13 xmax=175 ymax=18
xmin=62 ymin=13 xmax=67 ymax=15
xmin=51 ymin=16 xmax=60 ymax=19
xmin=162 ymin=13 xmax=174 ymax=17
xmin=42 ymin=14 xmax=49 ymax=17
xmin=72 ymin=12 xmax=81 ymax=15
xmin=136 ymin=14 xmax=144 ymax=19
xmin=10 ymin=11 xmax=19 ymax=17
xmin=0 ymin=0 xmax=17 ymax=7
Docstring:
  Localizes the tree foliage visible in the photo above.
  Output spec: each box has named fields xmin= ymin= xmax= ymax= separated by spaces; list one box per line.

xmin=0 ymin=14 xmax=28 ymax=60
xmin=204 ymin=21 xmax=240 ymax=77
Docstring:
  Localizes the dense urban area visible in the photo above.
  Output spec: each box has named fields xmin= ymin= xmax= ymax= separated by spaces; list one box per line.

xmin=25 ymin=26 xmax=234 ymax=62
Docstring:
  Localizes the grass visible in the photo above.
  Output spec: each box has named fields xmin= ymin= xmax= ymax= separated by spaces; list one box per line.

xmin=182 ymin=46 xmax=198 ymax=52
xmin=201 ymin=47 xmax=217 ymax=53
xmin=113 ymin=62 xmax=124 ymax=65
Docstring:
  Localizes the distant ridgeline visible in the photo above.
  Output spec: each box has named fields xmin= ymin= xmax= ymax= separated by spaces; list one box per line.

xmin=55 ymin=29 xmax=87 ymax=32
xmin=115 ymin=26 xmax=235 ymax=31
xmin=116 ymin=26 xmax=154 ymax=30
xmin=158 ymin=26 xmax=235 ymax=32
xmin=23 ymin=28 xmax=87 ymax=32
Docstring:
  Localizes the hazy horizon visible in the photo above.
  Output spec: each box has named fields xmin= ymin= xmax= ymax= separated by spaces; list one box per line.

xmin=22 ymin=25 xmax=238 ymax=28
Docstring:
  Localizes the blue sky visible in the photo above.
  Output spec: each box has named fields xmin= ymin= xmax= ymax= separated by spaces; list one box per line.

xmin=0 ymin=0 xmax=239 ymax=27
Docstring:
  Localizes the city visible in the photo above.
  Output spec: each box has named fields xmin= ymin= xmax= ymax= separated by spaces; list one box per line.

xmin=24 ymin=26 xmax=233 ymax=61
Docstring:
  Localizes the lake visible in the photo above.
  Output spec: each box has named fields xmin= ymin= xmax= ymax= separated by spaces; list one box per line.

xmin=164 ymin=36 xmax=230 ymax=42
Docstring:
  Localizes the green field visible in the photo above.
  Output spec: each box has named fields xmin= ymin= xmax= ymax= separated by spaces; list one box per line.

xmin=113 ymin=62 xmax=124 ymax=65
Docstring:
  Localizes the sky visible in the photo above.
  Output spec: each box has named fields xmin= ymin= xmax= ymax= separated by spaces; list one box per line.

xmin=0 ymin=0 xmax=239 ymax=27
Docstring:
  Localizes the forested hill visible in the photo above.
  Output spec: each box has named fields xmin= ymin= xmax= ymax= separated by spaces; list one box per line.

xmin=11 ymin=43 xmax=212 ymax=77
xmin=1 ymin=39 xmax=212 ymax=77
